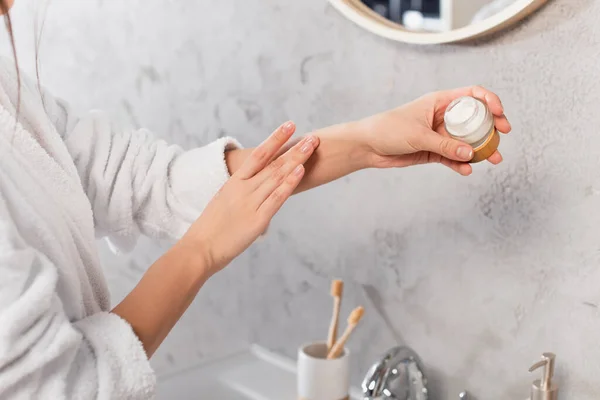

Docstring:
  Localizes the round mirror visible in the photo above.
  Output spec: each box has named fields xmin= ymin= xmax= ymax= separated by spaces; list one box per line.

xmin=328 ymin=0 xmax=549 ymax=44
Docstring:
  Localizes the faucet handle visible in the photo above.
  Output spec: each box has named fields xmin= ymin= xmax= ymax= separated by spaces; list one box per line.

xmin=528 ymin=353 xmax=558 ymax=400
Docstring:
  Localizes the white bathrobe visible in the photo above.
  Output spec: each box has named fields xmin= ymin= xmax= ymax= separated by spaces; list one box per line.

xmin=0 ymin=57 xmax=240 ymax=399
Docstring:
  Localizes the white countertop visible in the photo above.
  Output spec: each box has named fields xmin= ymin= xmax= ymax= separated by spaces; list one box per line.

xmin=157 ymin=345 xmax=362 ymax=400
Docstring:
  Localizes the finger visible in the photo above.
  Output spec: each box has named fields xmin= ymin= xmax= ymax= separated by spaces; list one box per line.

xmin=494 ymin=115 xmax=512 ymax=134
xmin=236 ymin=121 xmax=296 ymax=180
xmin=416 ymin=129 xmax=474 ymax=162
xmin=487 ymin=150 xmax=503 ymax=165
xmin=253 ymin=135 xmax=319 ymax=201
xmin=472 ymin=89 xmax=512 ymax=133
xmin=469 ymin=86 xmax=512 ymax=138
xmin=440 ymin=157 xmax=473 ymax=176
xmin=258 ymin=165 xmax=305 ymax=218
xmin=470 ymin=85 xmax=504 ymax=117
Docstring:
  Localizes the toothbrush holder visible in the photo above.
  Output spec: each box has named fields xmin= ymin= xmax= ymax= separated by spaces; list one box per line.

xmin=297 ymin=341 xmax=350 ymax=400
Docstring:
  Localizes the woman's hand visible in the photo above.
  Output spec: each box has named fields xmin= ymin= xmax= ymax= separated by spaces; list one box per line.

xmin=182 ymin=121 xmax=319 ymax=276
xmin=359 ymin=86 xmax=512 ymax=176
xmin=114 ymin=122 xmax=317 ymax=357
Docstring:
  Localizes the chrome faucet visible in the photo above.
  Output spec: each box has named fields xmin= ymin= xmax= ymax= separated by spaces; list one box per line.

xmin=361 ymin=346 xmax=469 ymax=400
xmin=362 ymin=347 xmax=559 ymax=399
xmin=361 ymin=346 xmax=428 ymax=400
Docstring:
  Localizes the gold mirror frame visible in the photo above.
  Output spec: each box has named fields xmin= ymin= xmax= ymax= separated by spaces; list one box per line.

xmin=328 ymin=0 xmax=549 ymax=44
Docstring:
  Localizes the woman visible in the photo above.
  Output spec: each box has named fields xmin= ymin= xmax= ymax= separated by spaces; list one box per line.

xmin=0 ymin=1 xmax=511 ymax=399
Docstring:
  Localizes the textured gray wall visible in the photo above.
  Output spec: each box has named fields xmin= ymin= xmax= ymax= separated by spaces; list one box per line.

xmin=3 ymin=0 xmax=599 ymax=398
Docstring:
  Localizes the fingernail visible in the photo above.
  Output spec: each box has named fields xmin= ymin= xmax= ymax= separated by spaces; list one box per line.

xmin=293 ymin=165 xmax=304 ymax=176
xmin=283 ymin=121 xmax=294 ymax=133
xmin=457 ymin=146 xmax=473 ymax=160
xmin=301 ymin=136 xmax=314 ymax=153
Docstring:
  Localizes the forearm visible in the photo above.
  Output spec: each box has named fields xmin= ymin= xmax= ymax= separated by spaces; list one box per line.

xmin=225 ymin=121 xmax=371 ymax=193
xmin=111 ymin=241 xmax=212 ymax=357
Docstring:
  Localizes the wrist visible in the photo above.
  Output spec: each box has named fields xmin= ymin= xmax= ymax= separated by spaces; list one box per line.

xmin=322 ymin=120 xmax=373 ymax=171
xmin=351 ymin=116 xmax=384 ymax=169
xmin=171 ymin=235 xmax=216 ymax=280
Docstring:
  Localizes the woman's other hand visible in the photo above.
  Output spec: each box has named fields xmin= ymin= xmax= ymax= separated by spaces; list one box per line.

xmin=360 ymin=85 xmax=512 ymax=176
xmin=182 ymin=121 xmax=319 ymax=276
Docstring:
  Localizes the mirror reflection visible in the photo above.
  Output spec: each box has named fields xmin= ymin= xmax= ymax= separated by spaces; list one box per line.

xmin=361 ymin=0 xmax=518 ymax=32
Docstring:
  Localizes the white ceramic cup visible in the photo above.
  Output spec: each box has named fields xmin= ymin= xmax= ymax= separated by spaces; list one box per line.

xmin=297 ymin=342 xmax=350 ymax=400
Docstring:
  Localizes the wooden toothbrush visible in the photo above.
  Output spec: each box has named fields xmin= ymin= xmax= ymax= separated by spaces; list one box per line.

xmin=326 ymin=306 xmax=365 ymax=359
xmin=327 ymin=280 xmax=344 ymax=352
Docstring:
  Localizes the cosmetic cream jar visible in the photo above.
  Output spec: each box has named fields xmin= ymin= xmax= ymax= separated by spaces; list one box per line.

xmin=444 ymin=96 xmax=499 ymax=163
